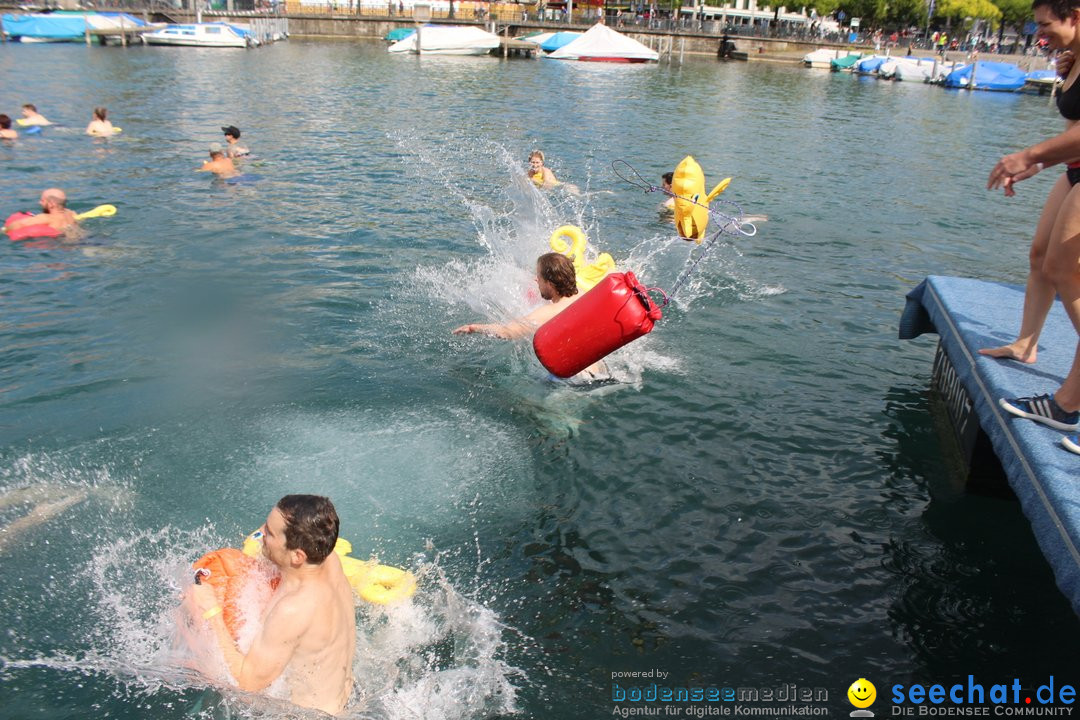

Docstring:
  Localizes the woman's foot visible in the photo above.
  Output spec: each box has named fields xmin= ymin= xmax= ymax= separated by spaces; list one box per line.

xmin=978 ymin=342 xmax=1037 ymax=363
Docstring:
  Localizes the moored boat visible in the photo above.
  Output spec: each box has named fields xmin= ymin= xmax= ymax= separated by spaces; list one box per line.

xmin=387 ymin=25 xmax=500 ymax=55
xmin=143 ymin=22 xmax=253 ymax=48
xmin=547 ymin=24 xmax=659 ymax=63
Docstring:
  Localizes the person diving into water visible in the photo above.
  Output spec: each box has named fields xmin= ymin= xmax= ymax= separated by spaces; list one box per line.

xmin=187 ymin=495 xmax=356 ymax=716
xmin=453 ymin=252 xmax=609 ymax=380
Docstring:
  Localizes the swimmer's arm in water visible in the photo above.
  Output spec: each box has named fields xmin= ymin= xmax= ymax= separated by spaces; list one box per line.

xmin=452 ymin=320 xmax=531 ymax=339
xmin=452 ymin=303 xmax=560 ymax=339
xmin=191 ymin=582 xmax=306 ymax=691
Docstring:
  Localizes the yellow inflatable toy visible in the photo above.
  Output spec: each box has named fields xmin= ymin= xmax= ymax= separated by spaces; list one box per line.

xmin=16 ymin=118 xmax=51 ymax=127
xmin=671 ymin=155 xmax=731 ymax=243
xmin=241 ymin=530 xmax=417 ymax=606
xmin=548 ymin=225 xmax=616 ymax=292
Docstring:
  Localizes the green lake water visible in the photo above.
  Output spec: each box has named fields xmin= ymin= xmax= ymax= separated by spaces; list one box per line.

xmin=0 ymin=39 xmax=1077 ymax=719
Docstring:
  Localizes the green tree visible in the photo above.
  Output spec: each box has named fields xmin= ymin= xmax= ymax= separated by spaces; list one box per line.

xmin=936 ymin=0 xmax=1002 ymax=29
xmin=886 ymin=0 xmax=928 ymax=27
xmin=993 ymin=0 xmax=1031 ymax=30
xmin=805 ymin=0 xmax=842 ymax=17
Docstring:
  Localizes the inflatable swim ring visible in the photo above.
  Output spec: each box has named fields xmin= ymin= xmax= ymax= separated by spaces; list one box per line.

xmin=16 ymin=118 xmax=51 ymax=127
xmin=193 ymin=530 xmax=417 ymax=638
xmin=548 ymin=225 xmax=616 ymax=292
xmin=4 ymin=212 xmax=61 ymax=242
xmin=671 ymin=155 xmax=731 ymax=243
xmin=24 ymin=126 xmax=42 ymax=135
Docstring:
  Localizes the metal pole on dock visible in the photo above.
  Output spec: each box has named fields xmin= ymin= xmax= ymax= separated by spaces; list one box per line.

xmin=121 ymin=16 xmax=127 ymax=48
xmin=679 ymin=36 xmax=684 ymax=64
xmin=0 ymin=15 xmax=6 ymax=43
xmin=85 ymin=17 xmax=91 ymax=46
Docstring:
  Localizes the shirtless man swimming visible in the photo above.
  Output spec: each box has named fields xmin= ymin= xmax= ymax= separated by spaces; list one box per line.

xmin=453 ymin=252 xmax=607 ymax=378
xmin=198 ymin=143 xmax=239 ymax=178
xmin=21 ymin=104 xmax=51 ymax=126
xmin=189 ymin=495 xmax=356 ymax=715
xmin=4 ymin=189 xmax=79 ymax=234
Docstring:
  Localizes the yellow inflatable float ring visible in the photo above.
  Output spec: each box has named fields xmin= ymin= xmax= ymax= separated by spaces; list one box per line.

xmin=671 ymin=155 xmax=731 ymax=243
xmin=241 ymin=531 xmax=417 ymax=606
xmin=548 ymin=225 xmax=616 ymax=292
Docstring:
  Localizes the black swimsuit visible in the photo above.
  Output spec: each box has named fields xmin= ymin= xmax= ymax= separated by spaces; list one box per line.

xmin=1058 ymin=76 xmax=1080 ymax=121
xmin=1056 ymin=75 xmax=1080 ymax=185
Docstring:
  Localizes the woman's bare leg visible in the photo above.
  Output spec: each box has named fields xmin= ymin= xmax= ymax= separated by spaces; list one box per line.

xmin=980 ymin=173 xmax=1070 ymax=363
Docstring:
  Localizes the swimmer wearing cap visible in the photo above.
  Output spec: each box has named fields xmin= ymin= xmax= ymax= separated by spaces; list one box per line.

xmin=197 ymin=142 xmax=239 ymax=178
xmin=222 ymin=125 xmax=249 ymax=158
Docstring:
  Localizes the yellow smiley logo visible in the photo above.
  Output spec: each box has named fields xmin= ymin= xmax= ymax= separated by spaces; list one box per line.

xmin=848 ymin=678 xmax=876 ymax=709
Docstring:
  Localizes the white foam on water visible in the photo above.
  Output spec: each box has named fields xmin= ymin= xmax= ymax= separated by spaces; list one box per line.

xmin=243 ymin=407 xmax=536 ymax=544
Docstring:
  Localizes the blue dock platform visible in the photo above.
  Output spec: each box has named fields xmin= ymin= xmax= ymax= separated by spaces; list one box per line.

xmin=901 ymin=276 xmax=1079 ymax=615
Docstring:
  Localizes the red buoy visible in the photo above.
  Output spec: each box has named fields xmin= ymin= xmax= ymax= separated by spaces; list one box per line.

xmin=5 ymin=212 xmax=61 ymax=242
xmin=533 ymin=271 xmax=662 ymax=378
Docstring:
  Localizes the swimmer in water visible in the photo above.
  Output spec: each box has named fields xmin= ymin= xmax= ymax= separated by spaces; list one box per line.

xmin=222 ymin=125 xmax=250 ymax=158
xmin=527 ymin=150 xmax=560 ymax=189
xmin=85 ymin=107 xmax=114 ymax=136
xmin=21 ymin=103 xmax=51 ymax=126
xmin=198 ymin=143 xmax=239 ymax=178
xmin=5 ymin=189 xmax=79 ymax=234
xmin=0 ymin=114 xmax=16 ymax=140
xmin=660 ymin=171 xmax=675 ymax=212
xmin=188 ymin=495 xmax=356 ymax=716
xmin=453 ymin=252 xmax=608 ymax=380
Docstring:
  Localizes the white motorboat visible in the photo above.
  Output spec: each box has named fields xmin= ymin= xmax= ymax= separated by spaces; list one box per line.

xmin=143 ymin=23 xmax=252 ymax=48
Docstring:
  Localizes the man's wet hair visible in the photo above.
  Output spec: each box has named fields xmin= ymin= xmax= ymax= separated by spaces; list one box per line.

xmin=93 ymin=107 xmax=107 ymax=121
xmin=1033 ymin=0 xmax=1080 ymax=18
xmin=537 ymin=252 xmax=578 ymax=298
xmin=276 ymin=494 xmax=339 ymax=564
xmin=662 ymin=172 xmax=674 ymax=185
xmin=0 ymin=115 xmax=10 ymax=130
xmin=23 ymin=103 xmax=36 ymax=112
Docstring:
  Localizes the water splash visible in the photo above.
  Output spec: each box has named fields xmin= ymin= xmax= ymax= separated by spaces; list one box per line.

xmin=1 ymin=524 xmax=524 ymax=720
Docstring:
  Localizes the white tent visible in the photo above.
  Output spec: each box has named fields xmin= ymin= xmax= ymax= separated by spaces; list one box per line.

xmin=547 ymin=23 xmax=659 ymax=63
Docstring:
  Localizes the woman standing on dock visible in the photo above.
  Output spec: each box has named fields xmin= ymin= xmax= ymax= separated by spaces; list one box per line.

xmin=984 ymin=0 xmax=1080 ymax=453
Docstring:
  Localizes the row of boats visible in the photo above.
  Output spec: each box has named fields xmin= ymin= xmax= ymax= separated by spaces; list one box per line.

xmin=1 ymin=12 xmax=282 ymax=48
xmin=803 ymin=48 xmax=1057 ymax=91
xmin=384 ymin=23 xmax=660 ymax=61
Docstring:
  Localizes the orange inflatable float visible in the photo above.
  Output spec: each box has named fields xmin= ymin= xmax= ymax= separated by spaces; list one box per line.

xmin=192 ymin=530 xmax=417 ymax=640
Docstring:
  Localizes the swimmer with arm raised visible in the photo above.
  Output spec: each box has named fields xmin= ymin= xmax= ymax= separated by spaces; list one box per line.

xmin=453 ymin=253 xmax=607 ymax=378
xmin=188 ymin=495 xmax=356 ymax=716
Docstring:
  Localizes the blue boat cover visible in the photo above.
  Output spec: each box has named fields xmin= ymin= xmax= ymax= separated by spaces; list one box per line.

xmin=944 ymin=61 xmax=1026 ymax=91
xmin=1026 ymin=69 xmax=1058 ymax=82
xmin=901 ymin=276 xmax=1080 ymax=616
xmin=385 ymin=27 xmax=414 ymax=41
xmin=541 ymin=31 xmax=581 ymax=52
xmin=855 ymin=56 xmax=888 ymax=73
xmin=54 ymin=11 xmax=150 ymax=27
xmin=2 ymin=14 xmax=87 ymax=39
